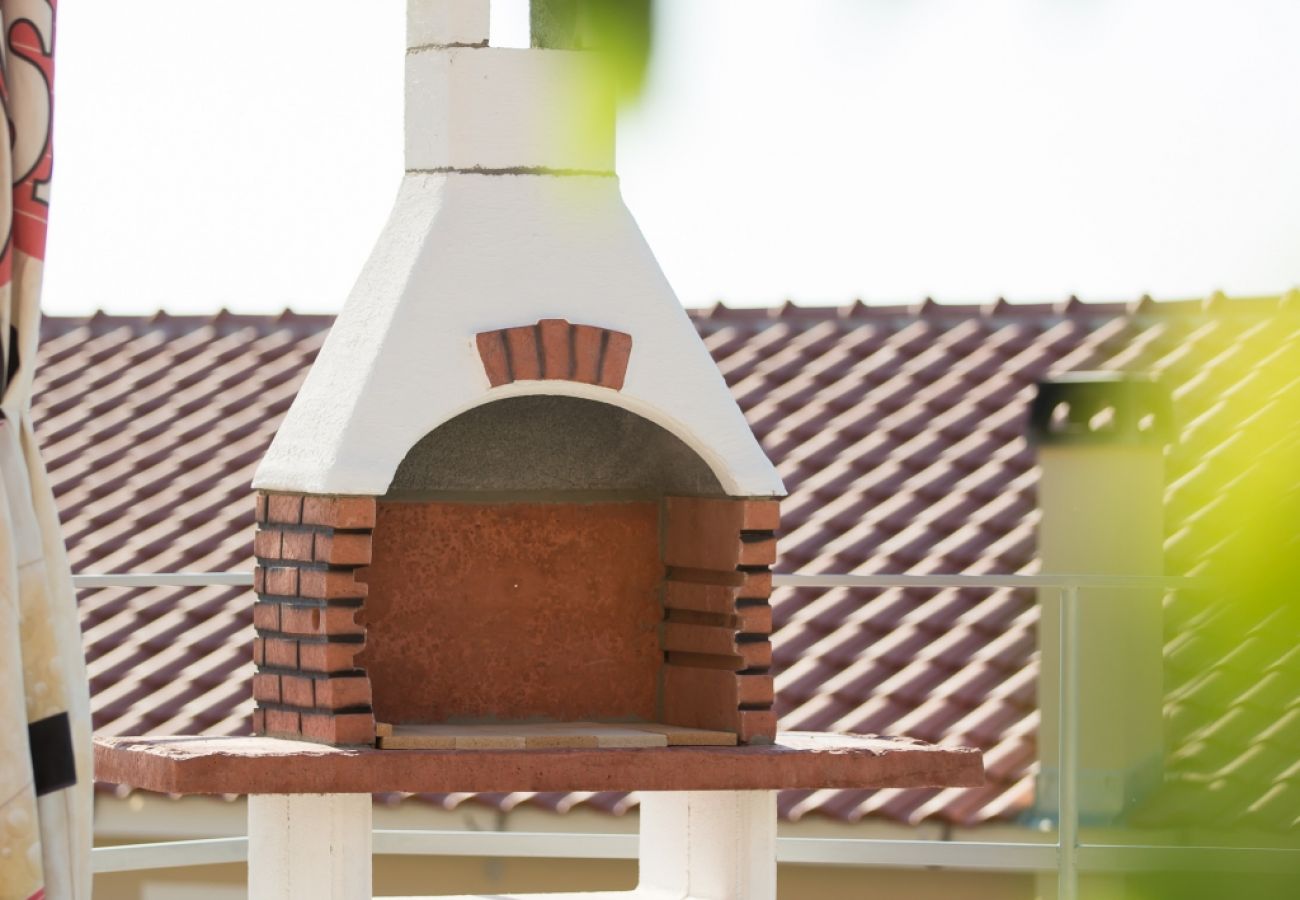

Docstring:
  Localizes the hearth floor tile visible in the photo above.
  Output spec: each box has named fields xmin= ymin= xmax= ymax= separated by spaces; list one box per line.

xmin=376 ymin=721 xmax=733 ymax=750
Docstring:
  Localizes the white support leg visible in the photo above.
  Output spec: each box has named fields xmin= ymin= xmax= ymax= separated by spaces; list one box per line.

xmin=637 ymin=791 xmax=777 ymax=900
xmin=248 ymin=793 xmax=372 ymax=900
xmin=273 ymin=790 xmax=776 ymax=900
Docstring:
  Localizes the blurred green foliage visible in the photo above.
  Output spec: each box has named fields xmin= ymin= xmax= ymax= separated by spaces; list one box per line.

xmin=531 ymin=0 xmax=653 ymax=103
xmin=1128 ymin=305 xmax=1300 ymax=898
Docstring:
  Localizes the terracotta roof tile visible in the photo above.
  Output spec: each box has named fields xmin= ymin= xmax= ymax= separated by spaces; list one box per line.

xmin=37 ymin=298 xmax=1298 ymax=827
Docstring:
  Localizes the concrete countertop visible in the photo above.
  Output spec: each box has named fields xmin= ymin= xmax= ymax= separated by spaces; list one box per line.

xmin=95 ymin=731 xmax=983 ymax=796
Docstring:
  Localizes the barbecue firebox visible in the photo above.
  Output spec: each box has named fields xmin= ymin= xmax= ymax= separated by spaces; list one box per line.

xmin=249 ymin=392 xmax=783 ymax=749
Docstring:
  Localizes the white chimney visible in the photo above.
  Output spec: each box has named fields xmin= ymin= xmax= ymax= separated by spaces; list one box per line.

xmin=254 ymin=0 xmax=781 ymax=498
xmin=1030 ymin=372 xmax=1173 ymax=825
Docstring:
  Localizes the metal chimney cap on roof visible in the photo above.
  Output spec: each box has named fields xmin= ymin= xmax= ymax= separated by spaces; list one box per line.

xmin=1028 ymin=371 xmax=1174 ymax=447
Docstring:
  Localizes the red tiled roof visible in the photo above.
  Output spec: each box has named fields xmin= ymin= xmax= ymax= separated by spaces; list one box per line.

xmin=36 ymin=297 xmax=1300 ymax=826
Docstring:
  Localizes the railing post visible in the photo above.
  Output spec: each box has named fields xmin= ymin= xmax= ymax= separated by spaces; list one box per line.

xmin=1058 ymin=584 xmax=1080 ymax=900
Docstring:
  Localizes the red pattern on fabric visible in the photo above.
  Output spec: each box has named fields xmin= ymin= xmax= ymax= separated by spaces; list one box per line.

xmin=7 ymin=16 xmax=56 ymax=265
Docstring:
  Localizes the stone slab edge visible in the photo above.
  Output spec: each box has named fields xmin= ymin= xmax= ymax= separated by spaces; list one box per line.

xmin=94 ymin=731 xmax=982 ymax=796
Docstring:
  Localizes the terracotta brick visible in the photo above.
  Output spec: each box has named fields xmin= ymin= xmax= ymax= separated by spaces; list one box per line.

xmin=320 ymin=606 xmax=364 ymax=636
xmin=335 ymin=498 xmax=376 ymax=529
xmin=302 ymin=496 xmax=376 ymax=530
xmin=664 ymin=608 xmax=742 ymax=631
xmin=298 ymin=568 xmax=367 ymax=601
xmin=538 ymin=318 xmax=572 ymax=379
xmin=252 ymin=707 xmax=266 ymax=735
xmin=505 ymin=325 xmax=541 ymax=380
xmin=253 ymin=528 xmax=283 ymax=559
xmin=663 ymin=665 xmax=740 ymax=733
xmin=475 ymin=330 xmax=511 ymax=386
xmin=663 ymin=497 xmax=747 ymax=571
xmin=252 ymin=602 xmax=281 ymax=632
xmin=739 ymin=535 xmax=778 ymax=566
xmin=737 ymin=603 xmax=773 ymax=635
xmin=740 ymin=640 xmax=773 ymax=671
xmin=314 ymin=532 xmax=372 ymax=566
xmin=252 ymin=637 xmax=265 ymax=667
xmin=663 ymin=622 xmax=742 ymax=659
xmin=255 ymin=492 xmax=268 ymax=524
xmin=741 ymin=500 xmax=781 ymax=533
xmin=737 ymin=709 xmax=777 ymax=744
xmin=737 ymin=673 xmax=775 ymax=707
xmin=662 ymin=495 xmax=778 ymax=572
xmin=572 ymin=324 xmax=604 ymax=383
xmin=278 ymin=605 xmax=320 ymax=636
xmin=264 ymin=566 xmax=299 ymax=597
xmin=300 ymin=496 xmax=331 ymax=528
xmin=298 ymin=641 xmax=362 ymax=674
xmin=314 ymin=676 xmax=372 ymax=710
xmin=598 ymin=330 xmax=633 ymax=390
xmin=267 ymin=493 xmax=303 ymax=524
xmin=253 ymin=672 xmax=281 ymax=704
xmin=663 ymin=667 xmax=774 ymax=736
xmin=266 ymin=707 xmax=301 ymax=736
xmin=301 ymin=711 xmax=375 ymax=746
xmin=281 ymin=530 xmax=314 ymax=562
xmin=664 ymin=580 xmax=739 ymax=616
xmin=253 ymin=566 xmax=266 ymax=593
xmin=280 ymin=605 xmax=362 ymax=637
xmin=265 ymin=637 xmax=299 ymax=669
xmin=281 ymin=674 xmax=316 ymax=709
xmin=739 ymin=570 xmax=772 ymax=600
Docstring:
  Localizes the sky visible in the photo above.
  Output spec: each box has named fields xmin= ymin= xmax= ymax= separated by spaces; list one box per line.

xmin=41 ymin=0 xmax=1300 ymax=315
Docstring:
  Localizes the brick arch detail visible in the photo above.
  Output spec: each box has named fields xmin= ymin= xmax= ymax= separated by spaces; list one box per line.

xmin=476 ymin=319 xmax=633 ymax=390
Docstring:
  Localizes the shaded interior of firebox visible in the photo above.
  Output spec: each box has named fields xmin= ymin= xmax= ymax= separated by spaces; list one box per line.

xmin=357 ymin=395 xmax=743 ymax=749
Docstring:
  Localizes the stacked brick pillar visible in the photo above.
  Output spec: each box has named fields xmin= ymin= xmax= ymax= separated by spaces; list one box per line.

xmin=660 ymin=497 xmax=779 ymax=744
xmin=252 ymin=492 xmax=377 ymax=746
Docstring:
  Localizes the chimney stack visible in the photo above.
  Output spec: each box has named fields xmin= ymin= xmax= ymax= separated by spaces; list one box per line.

xmin=1030 ymin=373 xmax=1173 ymax=824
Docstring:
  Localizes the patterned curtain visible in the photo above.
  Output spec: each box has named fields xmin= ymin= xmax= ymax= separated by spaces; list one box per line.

xmin=0 ymin=2 xmax=93 ymax=899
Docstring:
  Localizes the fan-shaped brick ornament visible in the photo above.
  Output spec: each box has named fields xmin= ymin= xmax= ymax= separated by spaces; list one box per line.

xmin=476 ymin=319 xmax=633 ymax=390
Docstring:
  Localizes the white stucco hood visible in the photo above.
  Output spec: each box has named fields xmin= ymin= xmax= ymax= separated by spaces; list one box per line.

xmin=253 ymin=1 xmax=783 ymax=498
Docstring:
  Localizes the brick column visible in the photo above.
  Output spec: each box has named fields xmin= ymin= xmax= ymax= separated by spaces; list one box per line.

xmin=252 ymin=492 xmax=377 ymax=746
xmin=660 ymin=497 xmax=779 ymax=744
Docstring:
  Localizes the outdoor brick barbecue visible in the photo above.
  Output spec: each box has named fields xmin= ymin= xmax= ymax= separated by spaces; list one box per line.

xmin=248 ymin=485 xmax=781 ymax=749
xmin=93 ymin=3 xmax=983 ymax=896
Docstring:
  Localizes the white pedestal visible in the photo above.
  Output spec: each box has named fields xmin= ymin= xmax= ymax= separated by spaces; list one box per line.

xmin=248 ymin=793 xmax=373 ymax=900
xmin=638 ymin=791 xmax=777 ymax=900
xmin=247 ymin=790 xmax=778 ymax=900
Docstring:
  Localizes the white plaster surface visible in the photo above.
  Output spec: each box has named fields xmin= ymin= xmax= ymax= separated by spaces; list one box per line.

xmin=254 ymin=172 xmax=785 ymax=498
xmin=248 ymin=793 xmax=372 ymax=900
xmin=407 ymin=0 xmax=490 ymax=48
xmin=638 ymin=791 xmax=778 ymax=900
xmin=405 ymin=47 xmax=615 ymax=172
